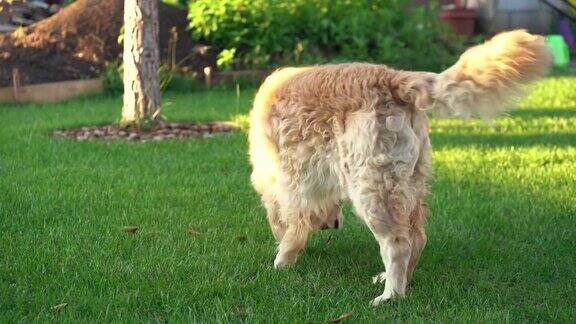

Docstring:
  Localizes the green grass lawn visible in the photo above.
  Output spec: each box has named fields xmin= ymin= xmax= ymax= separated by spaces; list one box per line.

xmin=1 ymin=76 xmax=575 ymax=322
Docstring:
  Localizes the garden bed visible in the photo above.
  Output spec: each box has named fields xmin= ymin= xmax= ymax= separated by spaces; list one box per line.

xmin=52 ymin=121 xmax=239 ymax=141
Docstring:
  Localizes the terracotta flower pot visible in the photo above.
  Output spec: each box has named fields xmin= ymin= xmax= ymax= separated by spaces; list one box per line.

xmin=440 ymin=8 xmax=477 ymax=36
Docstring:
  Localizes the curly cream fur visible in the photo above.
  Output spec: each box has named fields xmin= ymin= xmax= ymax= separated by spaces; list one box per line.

xmin=432 ymin=30 xmax=552 ymax=118
xmin=248 ymin=30 xmax=551 ymax=305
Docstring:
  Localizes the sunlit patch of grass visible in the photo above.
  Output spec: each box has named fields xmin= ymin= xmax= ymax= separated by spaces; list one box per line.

xmin=434 ymin=146 xmax=576 ymax=198
xmin=519 ymin=76 xmax=576 ymax=109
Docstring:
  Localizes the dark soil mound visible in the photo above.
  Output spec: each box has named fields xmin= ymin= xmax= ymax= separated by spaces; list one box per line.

xmin=0 ymin=0 xmax=217 ymax=86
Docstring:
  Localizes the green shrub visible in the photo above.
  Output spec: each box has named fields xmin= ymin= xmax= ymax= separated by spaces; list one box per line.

xmin=103 ymin=61 xmax=123 ymax=94
xmin=188 ymin=0 xmax=465 ymax=71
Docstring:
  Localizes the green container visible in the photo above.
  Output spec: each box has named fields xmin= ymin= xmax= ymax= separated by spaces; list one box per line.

xmin=546 ymin=35 xmax=570 ymax=68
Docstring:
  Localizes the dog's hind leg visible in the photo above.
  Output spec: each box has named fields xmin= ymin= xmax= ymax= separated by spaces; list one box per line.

xmin=407 ymin=203 xmax=427 ymax=284
xmin=406 ymin=133 xmax=431 ymax=285
xmin=273 ymin=210 xmax=311 ymax=268
xmin=367 ymin=208 xmax=412 ymax=306
xmin=373 ymin=213 xmax=423 ymax=286
xmin=262 ymin=193 xmax=287 ymax=242
xmin=348 ymin=172 xmax=414 ymax=306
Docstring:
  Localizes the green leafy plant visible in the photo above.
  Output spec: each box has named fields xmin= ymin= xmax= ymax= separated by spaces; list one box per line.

xmin=103 ymin=61 xmax=123 ymax=94
xmin=216 ymin=48 xmax=237 ymax=70
xmin=188 ymin=0 xmax=465 ymax=71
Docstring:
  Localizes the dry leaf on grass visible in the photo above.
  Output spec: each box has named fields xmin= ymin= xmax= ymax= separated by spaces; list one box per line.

xmin=123 ymin=226 xmax=139 ymax=233
xmin=186 ymin=228 xmax=201 ymax=236
xmin=51 ymin=303 xmax=67 ymax=312
xmin=329 ymin=312 xmax=352 ymax=323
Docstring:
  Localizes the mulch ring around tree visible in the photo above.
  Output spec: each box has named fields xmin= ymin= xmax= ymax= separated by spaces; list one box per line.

xmin=52 ymin=121 xmax=240 ymax=141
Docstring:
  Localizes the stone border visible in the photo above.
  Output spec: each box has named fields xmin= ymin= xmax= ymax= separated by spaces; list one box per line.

xmin=52 ymin=121 xmax=239 ymax=141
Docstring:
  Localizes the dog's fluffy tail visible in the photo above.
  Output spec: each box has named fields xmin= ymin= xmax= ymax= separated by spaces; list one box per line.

xmin=430 ymin=30 xmax=552 ymax=119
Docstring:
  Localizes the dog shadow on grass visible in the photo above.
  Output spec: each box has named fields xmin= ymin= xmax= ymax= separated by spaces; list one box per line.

xmin=431 ymin=132 xmax=576 ymax=149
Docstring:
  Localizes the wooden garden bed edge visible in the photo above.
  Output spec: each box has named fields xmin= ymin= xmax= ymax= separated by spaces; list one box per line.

xmin=0 ymin=77 xmax=104 ymax=104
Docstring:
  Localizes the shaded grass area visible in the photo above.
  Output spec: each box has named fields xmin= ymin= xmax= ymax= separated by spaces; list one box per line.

xmin=1 ymin=76 xmax=575 ymax=322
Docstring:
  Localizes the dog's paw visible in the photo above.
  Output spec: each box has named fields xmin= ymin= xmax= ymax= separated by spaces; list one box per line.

xmin=371 ymin=271 xmax=386 ymax=284
xmin=273 ymin=253 xmax=296 ymax=269
xmin=369 ymin=291 xmax=395 ymax=307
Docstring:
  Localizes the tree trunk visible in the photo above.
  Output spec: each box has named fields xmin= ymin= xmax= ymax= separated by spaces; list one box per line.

xmin=121 ymin=0 xmax=161 ymax=127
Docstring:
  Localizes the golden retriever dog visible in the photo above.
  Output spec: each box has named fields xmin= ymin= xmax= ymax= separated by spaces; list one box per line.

xmin=248 ymin=30 xmax=551 ymax=305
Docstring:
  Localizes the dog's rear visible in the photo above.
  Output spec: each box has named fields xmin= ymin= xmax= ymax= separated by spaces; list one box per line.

xmin=248 ymin=30 xmax=551 ymax=305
